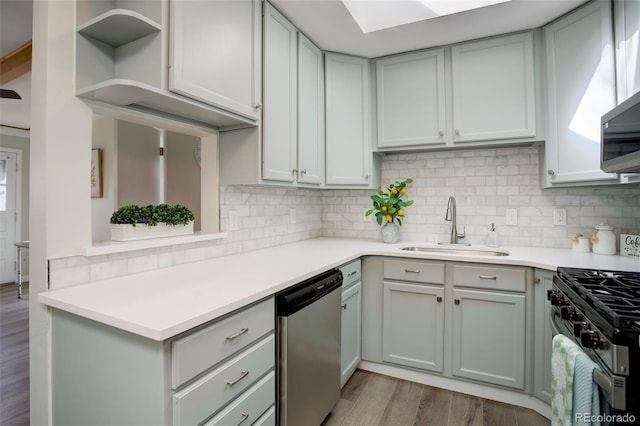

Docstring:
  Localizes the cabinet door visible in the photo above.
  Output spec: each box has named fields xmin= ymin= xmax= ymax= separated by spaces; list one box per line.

xmin=376 ymin=49 xmax=446 ymax=148
xmin=451 ymin=288 xmax=525 ymax=390
xmin=382 ymin=281 xmax=444 ymax=373
xmin=169 ymin=0 xmax=261 ymax=120
xmin=325 ymin=53 xmax=372 ymax=186
xmin=341 ymin=281 xmax=362 ymax=387
xmin=615 ymin=0 xmax=640 ymax=101
xmin=297 ymin=33 xmax=324 ymax=185
xmin=263 ymin=3 xmax=297 ymax=183
xmin=533 ymin=270 xmax=553 ymax=404
xmin=544 ymin=1 xmax=618 ymax=184
xmin=451 ymin=32 xmax=536 ymax=143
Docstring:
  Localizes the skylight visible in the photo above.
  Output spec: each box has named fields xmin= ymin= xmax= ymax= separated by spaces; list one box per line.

xmin=342 ymin=0 xmax=513 ymax=34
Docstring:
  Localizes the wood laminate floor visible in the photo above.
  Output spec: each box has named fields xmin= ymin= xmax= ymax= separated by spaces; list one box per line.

xmin=323 ymin=370 xmax=550 ymax=426
xmin=0 ymin=282 xmax=29 ymax=426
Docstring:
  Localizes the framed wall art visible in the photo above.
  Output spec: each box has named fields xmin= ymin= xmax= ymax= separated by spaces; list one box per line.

xmin=91 ymin=148 xmax=103 ymax=198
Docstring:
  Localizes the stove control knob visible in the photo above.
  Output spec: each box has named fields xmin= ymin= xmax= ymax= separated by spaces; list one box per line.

xmin=581 ymin=330 xmax=602 ymax=349
xmin=561 ymin=306 xmax=575 ymax=320
xmin=548 ymin=291 xmax=568 ymax=306
xmin=571 ymin=312 xmax=583 ymax=322
xmin=574 ymin=321 xmax=589 ymax=338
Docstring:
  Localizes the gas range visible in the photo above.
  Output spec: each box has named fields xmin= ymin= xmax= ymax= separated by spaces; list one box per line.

xmin=550 ymin=267 xmax=640 ymax=419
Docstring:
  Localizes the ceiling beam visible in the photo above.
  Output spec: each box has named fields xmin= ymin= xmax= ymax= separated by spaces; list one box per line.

xmin=0 ymin=41 xmax=32 ymax=85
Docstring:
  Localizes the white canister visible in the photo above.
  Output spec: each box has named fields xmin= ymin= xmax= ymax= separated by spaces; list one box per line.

xmin=591 ymin=224 xmax=616 ymax=255
xmin=571 ymin=234 xmax=590 ymax=252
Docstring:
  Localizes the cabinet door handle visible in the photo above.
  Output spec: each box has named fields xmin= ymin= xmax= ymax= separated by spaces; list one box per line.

xmin=535 ymin=277 xmax=541 ymax=284
xmin=301 ymin=169 xmax=307 ymax=175
xmin=454 ymin=299 xmax=460 ymax=305
xmin=255 ymin=103 xmax=263 ymax=110
xmin=226 ymin=370 xmax=249 ymax=386
xmin=341 ymin=303 xmax=347 ymax=310
xmin=292 ymin=168 xmax=299 ymax=175
xmin=235 ymin=412 xmax=250 ymax=426
xmin=436 ymin=296 xmax=443 ymax=303
xmin=405 ymin=269 xmax=420 ymax=274
xmin=547 ymin=169 xmax=555 ymax=176
xmin=439 ymin=130 xmax=444 ymax=137
xmin=479 ymin=275 xmax=497 ymax=280
xmin=348 ymin=271 xmax=357 ymax=277
xmin=455 ymin=129 xmax=460 ymax=136
xmin=226 ymin=327 xmax=249 ymax=341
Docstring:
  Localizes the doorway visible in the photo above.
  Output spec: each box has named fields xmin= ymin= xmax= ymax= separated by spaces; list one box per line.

xmin=0 ymin=149 xmax=21 ymax=285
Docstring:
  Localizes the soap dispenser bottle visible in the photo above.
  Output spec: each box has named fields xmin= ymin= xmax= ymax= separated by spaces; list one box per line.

xmin=485 ymin=223 xmax=501 ymax=248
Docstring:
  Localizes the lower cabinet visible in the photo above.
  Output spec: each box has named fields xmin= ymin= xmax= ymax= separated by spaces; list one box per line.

xmin=52 ymin=297 xmax=276 ymax=426
xmin=375 ymin=258 xmax=530 ymax=392
xmin=339 ymin=259 xmax=362 ymax=387
xmin=451 ymin=288 xmax=526 ymax=390
xmin=382 ymin=281 xmax=444 ymax=372
xmin=533 ymin=269 xmax=553 ymax=403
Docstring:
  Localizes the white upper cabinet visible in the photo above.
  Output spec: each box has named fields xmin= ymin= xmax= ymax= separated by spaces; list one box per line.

xmin=169 ymin=0 xmax=261 ymax=120
xmin=451 ymin=32 xmax=536 ymax=143
xmin=376 ymin=49 xmax=446 ymax=148
xmin=325 ymin=53 xmax=375 ymax=187
xmin=297 ymin=33 xmax=324 ymax=186
xmin=262 ymin=2 xmax=298 ymax=183
xmin=614 ymin=0 xmax=640 ymax=102
xmin=544 ymin=0 xmax=618 ymax=185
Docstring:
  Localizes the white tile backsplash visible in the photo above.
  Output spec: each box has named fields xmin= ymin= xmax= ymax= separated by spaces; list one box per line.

xmin=322 ymin=145 xmax=640 ymax=248
xmin=49 ymin=144 xmax=640 ymax=289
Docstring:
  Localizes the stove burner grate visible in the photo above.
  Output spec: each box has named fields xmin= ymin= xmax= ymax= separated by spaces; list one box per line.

xmin=557 ymin=267 xmax=640 ymax=331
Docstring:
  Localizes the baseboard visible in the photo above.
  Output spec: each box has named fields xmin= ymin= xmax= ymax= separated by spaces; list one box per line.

xmin=358 ymin=361 xmax=551 ymax=420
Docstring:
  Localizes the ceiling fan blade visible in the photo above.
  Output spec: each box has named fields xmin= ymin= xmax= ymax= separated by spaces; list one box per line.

xmin=0 ymin=89 xmax=22 ymax=99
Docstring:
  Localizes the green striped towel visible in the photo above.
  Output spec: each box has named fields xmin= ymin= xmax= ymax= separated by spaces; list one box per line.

xmin=551 ymin=334 xmax=583 ymax=425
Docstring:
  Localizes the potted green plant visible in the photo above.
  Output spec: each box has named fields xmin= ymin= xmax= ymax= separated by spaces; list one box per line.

xmin=365 ymin=178 xmax=414 ymax=243
xmin=110 ymin=204 xmax=195 ymax=241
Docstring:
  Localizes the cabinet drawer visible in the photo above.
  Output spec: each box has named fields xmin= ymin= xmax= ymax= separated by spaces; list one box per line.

xmin=203 ymin=371 xmax=275 ymax=426
xmin=172 ymin=334 xmax=275 ymax=426
xmin=340 ymin=259 xmax=361 ymax=288
xmin=254 ymin=406 xmax=276 ymax=426
xmin=452 ymin=265 xmax=526 ymax=292
xmin=384 ymin=259 xmax=445 ymax=284
xmin=171 ymin=298 xmax=274 ymax=389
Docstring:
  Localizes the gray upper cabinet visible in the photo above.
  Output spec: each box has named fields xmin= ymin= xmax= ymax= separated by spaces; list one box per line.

xmin=376 ymin=49 xmax=447 ymax=148
xmin=169 ymin=0 xmax=262 ymax=120
xmin=614 ymin=0 xmax=640 ymax=102
xmin=263 ymin=2 xmax=298 ymax=183
xmin=325 ymin=53 xmax=377 ymax=187
xmin=451 ymin=32 xmax=536 ymax=143
xmin=543 ymin=0 xmax=618 ymax=185
xmin=75 ymin=0 xmax=257 ymax=129
xmin=375 ymin=32 xmax=537 ymax=151
xmin=297 ymin=32 xmax=325 ymax=186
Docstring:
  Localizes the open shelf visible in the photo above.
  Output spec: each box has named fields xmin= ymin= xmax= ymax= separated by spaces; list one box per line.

xmin=78 ymin=9 xmax=162 ymax=48
xmin=85 ymin=232 xmax=228 ymax=257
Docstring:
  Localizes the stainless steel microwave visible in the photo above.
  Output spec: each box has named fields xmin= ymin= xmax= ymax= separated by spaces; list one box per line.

xmin=601 ymin=90 xmax=640 ymax=173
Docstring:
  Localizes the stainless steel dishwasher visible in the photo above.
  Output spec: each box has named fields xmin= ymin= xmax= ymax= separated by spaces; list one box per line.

xmin=276 ymin=269 xmax=343 ymax=426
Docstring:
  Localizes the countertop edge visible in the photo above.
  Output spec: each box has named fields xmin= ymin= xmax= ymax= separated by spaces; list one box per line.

xmin=38 ymin=238 xmax=640 ymax=341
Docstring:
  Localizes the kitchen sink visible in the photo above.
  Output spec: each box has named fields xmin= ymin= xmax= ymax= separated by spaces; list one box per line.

xmin=400 ymin=245 xmax=510 ymax=256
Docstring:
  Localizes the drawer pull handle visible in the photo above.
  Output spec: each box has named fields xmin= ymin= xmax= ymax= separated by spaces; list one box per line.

xmin=348 ymin=271 xmax=357 ymax=277
xmin=437 ymin=296 xmax=443 ymax=303
xmin=226 ymin=327 xmax=249 ymax=341
xmin=479 ymin=275 xmax=497 ymax=280
xmin=454 ymin=299 xmax=460 ymax=305
xmin=235 ymin=412 xmax=250 ymax=426
xmin=405 ymin=269 xmax=420 ymax=274
xmin=226 ymin=370 xmax=249 ymax=386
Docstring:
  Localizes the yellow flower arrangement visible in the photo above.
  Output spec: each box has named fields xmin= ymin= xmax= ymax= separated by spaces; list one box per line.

xmin=365 ymin=178 xmax=414 ymax=226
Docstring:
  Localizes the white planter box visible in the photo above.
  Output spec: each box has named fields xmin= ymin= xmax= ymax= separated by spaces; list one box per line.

xmin=110 ymin=221 xmax=194 ymax=242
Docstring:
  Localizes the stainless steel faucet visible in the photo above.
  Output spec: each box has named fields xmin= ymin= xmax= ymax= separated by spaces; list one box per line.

xmin=445 ymin=196 xmax=465 ymax=244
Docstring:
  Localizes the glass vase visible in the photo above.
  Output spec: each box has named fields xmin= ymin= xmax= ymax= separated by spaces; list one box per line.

xmin=381 ymin=221 xmax=400 ymax=243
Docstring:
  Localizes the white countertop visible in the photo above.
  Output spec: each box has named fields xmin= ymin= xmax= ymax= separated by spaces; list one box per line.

xmin=38 ymin=238 xmax=640 ymax=341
